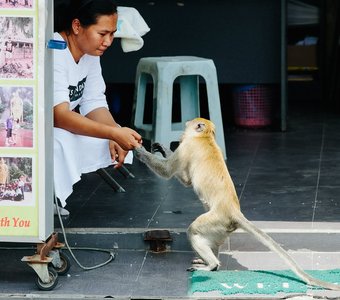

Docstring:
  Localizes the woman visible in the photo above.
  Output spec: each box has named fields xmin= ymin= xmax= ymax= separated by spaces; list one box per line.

xmin=54 ymin=0 xmax=142 ymax=211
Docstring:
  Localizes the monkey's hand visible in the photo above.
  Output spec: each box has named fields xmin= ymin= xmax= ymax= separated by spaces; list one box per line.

xmin=135 ymin=145 xmax=176 ymax=180
xmin=151 ymin=143 xmax=167 ymax=158
xmin=134 ymin=146 xmax=150 ymax=163
xmin=151 ymin=143 xmax=173 ymax=158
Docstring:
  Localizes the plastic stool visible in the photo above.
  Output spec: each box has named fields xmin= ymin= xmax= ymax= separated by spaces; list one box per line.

xmin=132 ymin=56 xmax=226 ymax=159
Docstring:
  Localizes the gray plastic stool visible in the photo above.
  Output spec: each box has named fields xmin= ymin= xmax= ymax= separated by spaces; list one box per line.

xmin=132 ymin=56 xmax=226 ymax=159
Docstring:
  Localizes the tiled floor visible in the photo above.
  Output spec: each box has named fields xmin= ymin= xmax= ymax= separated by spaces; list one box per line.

xmin=1 ymin=109 xmax=340 ymax=299
xmin=64 ymin=109 xmax=340 ymax=228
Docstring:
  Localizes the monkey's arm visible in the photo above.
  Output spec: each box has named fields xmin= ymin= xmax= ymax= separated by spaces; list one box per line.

xmin=135 ymin=146 xmax=178 ymax=179
xmin=151 ymin=143 xmax=173 ymax=158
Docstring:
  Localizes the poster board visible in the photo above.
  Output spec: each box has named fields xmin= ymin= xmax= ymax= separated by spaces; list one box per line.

xmin=0 ymin=0 xmax=54 ymax=242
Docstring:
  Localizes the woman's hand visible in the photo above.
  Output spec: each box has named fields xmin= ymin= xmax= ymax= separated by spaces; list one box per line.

xmin=109 ymin=140 xmax=127 ymax=168
xmin=111 ymin=126 xmax=142 ymax=151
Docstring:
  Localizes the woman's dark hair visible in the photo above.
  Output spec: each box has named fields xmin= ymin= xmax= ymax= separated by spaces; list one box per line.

xmin=54 ymin=0 xmax=117 ymax=33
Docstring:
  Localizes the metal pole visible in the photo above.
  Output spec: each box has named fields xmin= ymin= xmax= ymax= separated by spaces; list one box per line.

xmin=281 ymin=0 xmax=287 ymax=131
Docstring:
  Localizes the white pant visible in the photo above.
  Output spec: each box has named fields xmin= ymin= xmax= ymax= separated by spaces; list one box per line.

xmin=54 ymin=128 xmax=133 ymax=207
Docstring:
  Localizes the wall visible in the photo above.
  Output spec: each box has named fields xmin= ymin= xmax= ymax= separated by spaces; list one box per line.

xmin=101 ymin=0 xmax=282 ymax=84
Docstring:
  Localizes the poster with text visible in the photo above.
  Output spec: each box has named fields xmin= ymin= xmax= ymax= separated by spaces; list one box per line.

xmin=0 ymin=1 xmax=51 ymax=241
xmin=0 ymin=155 xmax=37 ymax=236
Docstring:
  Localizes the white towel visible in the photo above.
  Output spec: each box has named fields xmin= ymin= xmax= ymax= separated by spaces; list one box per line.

xmin=115 ymin=6 xmax=150 ymax=52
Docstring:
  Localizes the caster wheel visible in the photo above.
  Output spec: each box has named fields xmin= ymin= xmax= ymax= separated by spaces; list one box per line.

xmin=54 ymin=252 xmax=71 ymax=275
xmin=35 ymin=267 xmax=59 ymax=291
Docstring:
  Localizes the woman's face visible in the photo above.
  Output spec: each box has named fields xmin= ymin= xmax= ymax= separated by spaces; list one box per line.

xmin=76 ymin=13 xmax=118 ymax=57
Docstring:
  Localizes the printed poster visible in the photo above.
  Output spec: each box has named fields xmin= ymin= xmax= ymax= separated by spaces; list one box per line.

xmin=0 ymin=0 xmax=53 ymax=242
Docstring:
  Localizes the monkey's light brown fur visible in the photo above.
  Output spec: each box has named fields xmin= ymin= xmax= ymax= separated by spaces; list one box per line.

xmin=135 ymin=117 xmax=340 ymax=291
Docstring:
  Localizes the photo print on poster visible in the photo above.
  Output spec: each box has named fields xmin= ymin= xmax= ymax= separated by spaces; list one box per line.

xmin=0 ymin=0 xmax=33 ymax=10
xmin=0 ymin=86 xmax=33 ymax=148
xmin=0 ymin=156 xmax=33 ymax=206
xmin=0 ymin=16 xmax=34 ymax=79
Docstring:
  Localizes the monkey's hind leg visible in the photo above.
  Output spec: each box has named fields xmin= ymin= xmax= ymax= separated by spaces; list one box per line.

xmin=191 ymin=257 xmax=205 ymax=265
xmin=187 ymin=233 xmax=220 ymax=271
xmin=191 ymin=245 xmax=220 ymax=269
xmin=191 ymin=245 xmax=220 ymax=266
xmin=187 ymin=218 xmax=221 ymax=271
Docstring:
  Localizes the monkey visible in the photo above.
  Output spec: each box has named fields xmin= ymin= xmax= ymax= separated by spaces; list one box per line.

xmin=135 ymin=117 xmax=340 ymax=291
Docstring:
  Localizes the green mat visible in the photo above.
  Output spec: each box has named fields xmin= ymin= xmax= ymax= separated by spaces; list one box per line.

xmin=189 ymin=269 xmax=340 ymax=295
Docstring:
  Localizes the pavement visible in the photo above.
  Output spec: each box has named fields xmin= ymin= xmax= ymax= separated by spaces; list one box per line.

xmin=1 ymin=109 xmax=340 ymax=299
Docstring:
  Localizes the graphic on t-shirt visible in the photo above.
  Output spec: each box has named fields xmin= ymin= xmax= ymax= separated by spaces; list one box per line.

xmin=68 ymin=77 xmax=87 ymax=102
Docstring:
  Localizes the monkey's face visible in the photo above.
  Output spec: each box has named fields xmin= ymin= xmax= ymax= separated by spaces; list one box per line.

xmin=185 ymin=118 xmax=216 ymax=137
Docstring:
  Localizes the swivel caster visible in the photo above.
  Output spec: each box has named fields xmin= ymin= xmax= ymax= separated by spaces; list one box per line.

xmin=51 ymin=252 xmax=71 ymax=275
xmin=35 ymin=267 xmax=59 ymax=291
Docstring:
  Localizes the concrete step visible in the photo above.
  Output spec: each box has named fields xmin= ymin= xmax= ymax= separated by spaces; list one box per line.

xmin=55 ymin=221 xmax=340 ymax=253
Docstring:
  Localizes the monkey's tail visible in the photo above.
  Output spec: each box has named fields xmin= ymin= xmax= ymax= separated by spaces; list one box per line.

xmin=234 ymin=212 xmax=340 ymax=291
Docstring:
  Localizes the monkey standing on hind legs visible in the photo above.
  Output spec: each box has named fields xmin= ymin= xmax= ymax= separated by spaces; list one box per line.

xmin=135 ymin=117 xmax=340 ymax=291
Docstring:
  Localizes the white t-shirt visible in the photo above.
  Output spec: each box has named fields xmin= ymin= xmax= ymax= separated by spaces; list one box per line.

xmin=53 ymin=32 xmax=108 ymax=116
xmin=53 ymin=33 xmax=133 ymax=206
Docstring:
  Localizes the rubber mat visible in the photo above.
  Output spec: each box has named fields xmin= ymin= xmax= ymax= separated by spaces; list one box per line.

xmin=189 ymin=269 xmax=340 ymax=296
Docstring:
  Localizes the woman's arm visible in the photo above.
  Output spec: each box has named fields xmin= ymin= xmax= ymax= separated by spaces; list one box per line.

xmin=85 ymin=106 xmax=118 ymax=126
xmin=54 ymin=102 xmax=142 ymax=151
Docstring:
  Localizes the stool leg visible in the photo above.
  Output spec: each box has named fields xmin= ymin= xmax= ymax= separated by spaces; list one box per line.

xmin=133 ymin=72 xmax=148 ymax=129
xmin=180 ymin=75 xmax=200 ymax=125
xmin=96 ymin=168 xmax=125 ymax=193
xmin=118 ymin=165 xmax=135 ymax=178
xmin=205 ymin=76 xmax=226 ymax=160
xmin=153 ymin=79 xmax=174 ymax=149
